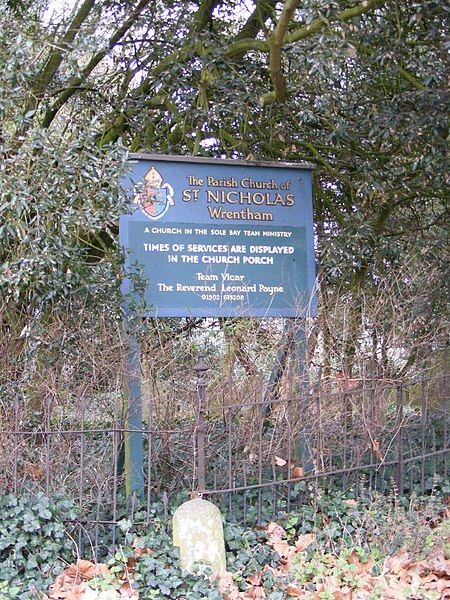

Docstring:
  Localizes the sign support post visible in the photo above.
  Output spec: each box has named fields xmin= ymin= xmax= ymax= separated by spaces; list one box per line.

xmin=123 ymin=328 xmax=144 ymax=497
xmin=294 ymin=321 xmax=313 ymax=472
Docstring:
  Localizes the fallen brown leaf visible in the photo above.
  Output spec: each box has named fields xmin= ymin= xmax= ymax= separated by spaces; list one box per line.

xmin=246 ymin=570 xmax=264 ymax=586
xmin=294 ymin=533 xmax=315 ymax=552
xmin=132 ymin=537 xmax=153 ymax=559
xmin=271 ymin=540 xmax=297 ymax=566
xmin=242 ymin=586 xmax=266 ymax=599
xmin=265 ymin=521 xmax=287 ymax=546
xmin=285 ymin=583 xmax=305 ymax=597
xmin=65 ymin=559 xmax=110 ymax=581
xmin=385 ymin=548 xmax=412 ymax=575
xmin=216 ymin=570 xmax=241 ymax=600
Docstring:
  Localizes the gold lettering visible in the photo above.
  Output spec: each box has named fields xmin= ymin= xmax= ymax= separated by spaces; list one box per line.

xmin=207 ymin=190 xmax=220 ymax=203
xmin=226 ymin=191 xmax=238 ymax=204
xmin=285 ymin=193 xmax=295 ymax=206
xmin=252 ymin=192 xmax=267 ymax=205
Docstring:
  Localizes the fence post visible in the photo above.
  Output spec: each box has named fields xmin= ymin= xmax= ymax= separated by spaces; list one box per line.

xmin=194 ymin=354 xmax=208 ymax=492
xmin=396 ymin=383 xmax=404 ymax=495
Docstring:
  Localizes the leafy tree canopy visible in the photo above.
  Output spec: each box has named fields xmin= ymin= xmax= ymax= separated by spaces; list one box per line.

xmin=0 ymin=0 xmax=448 ymax=375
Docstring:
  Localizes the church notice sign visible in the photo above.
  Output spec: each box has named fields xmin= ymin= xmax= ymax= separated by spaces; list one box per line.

xmin=120 ymin=154 xmax=316 ymax=318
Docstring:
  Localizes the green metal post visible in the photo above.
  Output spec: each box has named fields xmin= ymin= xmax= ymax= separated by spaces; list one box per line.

xmin=295 ymin=321 xmax=313 ymax=472
xmin=124 ymin=331 xmax=144 ymax=497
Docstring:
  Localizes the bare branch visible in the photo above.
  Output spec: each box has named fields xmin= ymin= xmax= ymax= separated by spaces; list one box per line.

xmin=268 ymin=0 xmax=299 ymax=102
xmin=33 ymin=0 xmax=96 ymax=101
xmin=232 ymin=0 xmax=278 ymax=61
xmin=42 ymin=0 xmax=153 ymax=128
xmin=228 ymin=0 xmax=388 ymax=60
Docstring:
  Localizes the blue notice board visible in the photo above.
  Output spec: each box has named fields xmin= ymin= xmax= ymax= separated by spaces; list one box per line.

xmin=120 ymin=154 xmax=316 ymax=318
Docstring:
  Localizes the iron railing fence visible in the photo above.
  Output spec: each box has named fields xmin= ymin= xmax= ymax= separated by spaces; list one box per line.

xmin=0 ymin=365 xmax=448 ymax=556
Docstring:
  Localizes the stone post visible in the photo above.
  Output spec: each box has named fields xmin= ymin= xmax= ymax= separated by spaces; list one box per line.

xmin=172 ymin=498 xmax=226 ymax=574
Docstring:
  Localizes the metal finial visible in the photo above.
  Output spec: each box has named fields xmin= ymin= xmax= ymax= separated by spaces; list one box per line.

xmin=194 ymin=353 xmax=209 ymax=374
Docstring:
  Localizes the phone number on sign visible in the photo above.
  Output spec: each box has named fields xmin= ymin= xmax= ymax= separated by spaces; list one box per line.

xmin=201 ymin=294 xmax=245 ymax=301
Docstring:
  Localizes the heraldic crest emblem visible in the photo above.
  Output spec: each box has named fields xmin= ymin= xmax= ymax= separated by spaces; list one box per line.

xmin=133 ymin=166 xmax=174 ymax=220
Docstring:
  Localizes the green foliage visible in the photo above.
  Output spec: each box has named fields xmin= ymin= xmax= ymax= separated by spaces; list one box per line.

xmin=130 ymin=528 xmax=221 ymax=599
xmin=0 ymin=0 xmax=447 ymax=384
xmin=0 ymin=131 xmax=129 ymax=310
xmin=127 ymin=488 xmax=447 ymax=598
xmin=224 ymin=522 xmax=274 ymax=573
xmin=0 ymin=6 xmax=133 ymax=369
xmin=0 ymin=493 xmax=77 ymax=599
xmin=0 ymin=486 xmax=447 ymax=598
